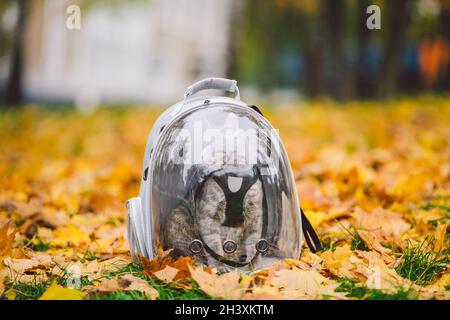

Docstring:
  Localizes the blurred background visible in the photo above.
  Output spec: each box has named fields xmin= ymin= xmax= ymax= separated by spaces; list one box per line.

xmin=0 ymin=0 xmax=449 ymax=108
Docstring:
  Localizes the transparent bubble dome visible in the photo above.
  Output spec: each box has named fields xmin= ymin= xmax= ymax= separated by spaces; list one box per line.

xmin=149 ymin=103 xmax=301 ymax=271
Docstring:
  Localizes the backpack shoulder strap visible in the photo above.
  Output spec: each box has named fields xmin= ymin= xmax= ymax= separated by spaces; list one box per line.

xmin=250 ymin=104 xmax=323 ymax=253
xmin=300 ymin=208 xmax=322 ymax=253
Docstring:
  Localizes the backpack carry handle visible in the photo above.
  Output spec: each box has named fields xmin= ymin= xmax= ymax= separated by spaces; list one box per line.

xmin=184 ymin=77 xmax=240 ymax=100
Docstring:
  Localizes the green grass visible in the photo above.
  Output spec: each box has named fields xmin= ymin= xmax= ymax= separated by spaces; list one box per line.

xmin=85 ymin=261 xmax=209 ymax=300
xmin=3 ymin=280 xmax=52 ymax=300
xmin=89 ymin=290 xmax=149 ymax=300
xmin=335 ymin=278 xmax=417 ymax=300
xmin=420 ymin=203 xmax=450 ymax=214
xmin=150 ymin=281 xmax=210 ymax=300
xmin=420 ymin=197 xmax=450 ymax=226
xmin=21 ymin=234 xmax=50 ymax=252
xmin=86 ymin=261 xmax=210 ymax=300
xmin=77 ymin=250 xmax=99 ymax=263
xmin=339 ymin=223 xmax=369 ymax=251
xmin=419 ymin=202 xmax=450 ymax=228
xmin=27 ymin=240 xmax=50 ymax=252
xmin=108 ymin=261 xmax=210 ymax=300
xmin=395 ymin=237 xmax=448 ymax=285
xmin=2 ymin=260 xmax=211 ymax=300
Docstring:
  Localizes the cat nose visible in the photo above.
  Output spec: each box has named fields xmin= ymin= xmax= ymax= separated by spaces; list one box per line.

xmin=238 ymin=254 xmax=247 ymax=262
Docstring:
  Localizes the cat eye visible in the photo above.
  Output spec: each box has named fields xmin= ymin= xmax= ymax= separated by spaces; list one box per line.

xmin=256 ymin=239 xmax=269 ymax=253
xmin=189 ymin=239 xmax=203 ymax=254
xmin=223 ymin=240 xmax=237 ymax=254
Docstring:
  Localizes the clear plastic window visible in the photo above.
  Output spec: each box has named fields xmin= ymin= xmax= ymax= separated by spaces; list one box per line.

xmin=150 ymin=104 xmax=300 ymax=270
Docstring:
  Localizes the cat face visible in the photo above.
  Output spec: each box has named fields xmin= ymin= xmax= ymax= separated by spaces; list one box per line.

xmin=197 ymin=177 xmax=264 ymax=265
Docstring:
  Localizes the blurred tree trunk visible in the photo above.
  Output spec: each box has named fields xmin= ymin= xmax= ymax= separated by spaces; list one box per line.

xmin=356 ymin=0 xmax=373 ymax=98
xmin=233 ymin=0 xmax=281 ymax=90
xmin=226 ymin=1 xmax=244 ymax=80
xmin=323 ymin=0 xmax=354 ymax=100
xmin=377 ymin=0 xmax=411 ymax=99
xmin=5 ymin=0 xmax=27 ymax=105
xmin=299 ymin=10 xmax=325 ymax=97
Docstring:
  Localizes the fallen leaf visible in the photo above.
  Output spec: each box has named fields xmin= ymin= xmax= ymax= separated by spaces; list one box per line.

xmin=120 ymin=274 xmax=159 ymax=300
xmin=95 ymin=277 xmax=122 ymax=293
xmin=433 ymin=221 xmax=448 ymax=252
xmin=39 ymin=281 xmax=85 ymax=300
xmin=0 ymin=221 xmax=17 ymax=263
xmin=86 ymin=273 xmax=159 ymax=300
xmin=355 ymin=250 xmax=412 ymax=292
xmin=352 ymin=207 xmax=411 ymax=241
xmin=51 ymin=224 xmax=91 ymax=247
xmin=189 ymin=265 xmax=246 ymax=299
xmin=94 ymin=225 xmax=125 ymax=240
xmin=153 ymin=265 xmax=179 ymax=283
xmin=319 ymin=244 xmax=362 ymax=279
xmin=141 ymin=250 xmax=196 ymax=287
xmin=357 ymin=230 xmax=394 ymax=264
xmin=433 ymin=272 xmax=450 ymax=289
xmin=4 ymin=288 xmax=16 ymax=300
xmin=243 ymin=286 xmax=283 ymax=300
xmin=0 ymin=269 xmax=7 ymax=296
xmin=99 ymin=255 xmax=132 ymax=273
xmin=4 ymin=253 xmax=52 ymax=273
xmin=39 ymin=209 xmax=70 ymax=228
xmin=267 ymin=269 xmax=341 ymax=299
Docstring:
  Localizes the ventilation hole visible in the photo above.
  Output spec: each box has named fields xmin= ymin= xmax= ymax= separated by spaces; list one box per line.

xmin=223 ymin=240 xmax=237 ymax=254
xmin=189 ymin=240 xmax=203 ymax=254
xmin=255 ymin=239 xmax=269 ymax=253
xmin=143 ymin=167 xmax=149 ymax=181
xmin=159 ymin=125 xmax=165 ymax=133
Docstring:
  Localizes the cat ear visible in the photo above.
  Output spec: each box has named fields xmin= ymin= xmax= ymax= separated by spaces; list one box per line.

xmin=198 ymin=178 xmax=226 ymax=222
xmin=249 ymin=179 xmax=263 ymax=202
xmin=244 ymin=181 xmax=264 ymax=220
xmin=199 ymin=178 xmax=224 ymax=199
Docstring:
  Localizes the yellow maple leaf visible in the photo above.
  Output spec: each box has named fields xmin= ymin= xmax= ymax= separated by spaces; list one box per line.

xmin=319 ymin=244 xmax=360 ymax=278
xmin=52 ymin=224 xmax=91 ymax=247
xmin=39 ymin=281 xmax=85 ymax=300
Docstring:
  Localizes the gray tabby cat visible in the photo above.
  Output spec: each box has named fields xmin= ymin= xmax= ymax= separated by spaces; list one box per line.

xmin=163 ymin=176 xmax=264 ymax=269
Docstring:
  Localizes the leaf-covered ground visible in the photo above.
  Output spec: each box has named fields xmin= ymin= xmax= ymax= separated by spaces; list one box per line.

xmin=0 ymin=97 xmax=449 ymax=300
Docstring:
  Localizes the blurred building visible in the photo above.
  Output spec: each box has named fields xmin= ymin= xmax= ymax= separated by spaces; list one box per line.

xmin=23 ymin=0 xmax=237 ymax=106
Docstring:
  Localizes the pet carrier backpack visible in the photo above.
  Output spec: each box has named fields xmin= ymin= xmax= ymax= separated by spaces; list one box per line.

xmin=125 ymin=77 xmax=321 ymax=270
